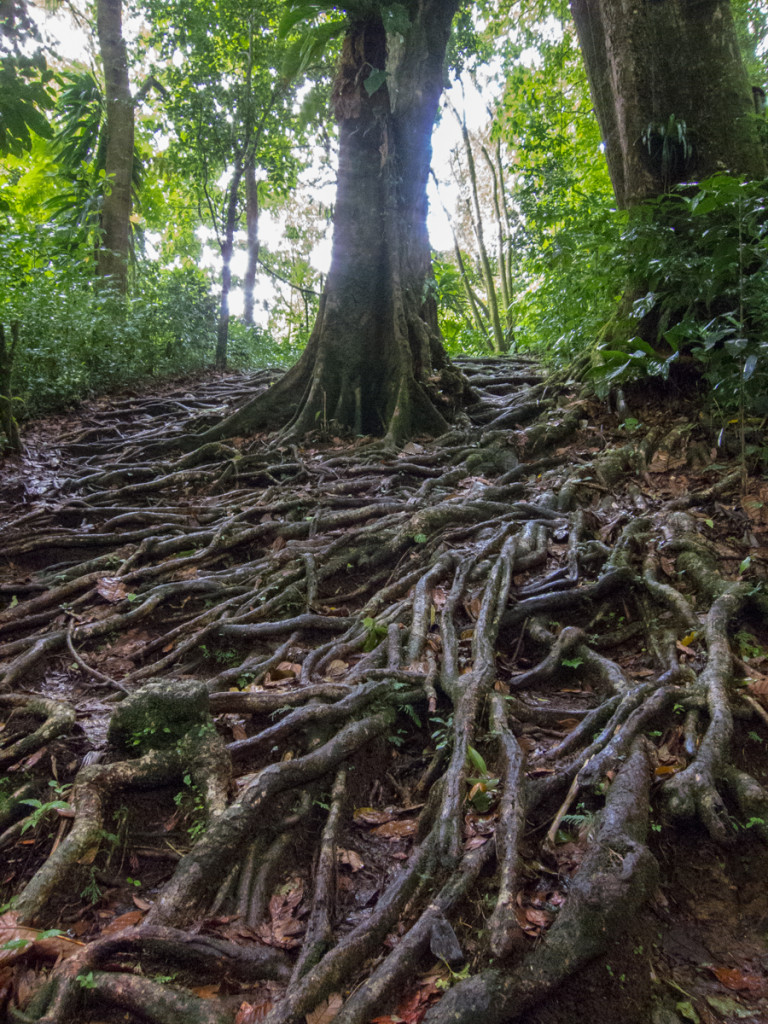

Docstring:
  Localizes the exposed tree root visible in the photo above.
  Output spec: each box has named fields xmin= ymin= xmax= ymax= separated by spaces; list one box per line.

xmin=1 ymin=360 xmax=767 ymax=1023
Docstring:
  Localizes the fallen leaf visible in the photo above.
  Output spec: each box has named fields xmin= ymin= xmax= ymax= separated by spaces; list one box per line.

xmin=132 ymin=896 xmax=153 ymax=911
xmin=96 ymin=577 xmax=128 ymax=603
xmin=192 ymin=984 xmax=220 ymax=999
xmin=337 ymin=848 xmax=364 ymax=871
xmin=272 ymin=536 xmax=286 ymax=552
xmin=654 ymin=765 xmax=680 ymax=776
xmin=370 ymin=819 xmax=418 ymax=839
xmin=710 ymin=965 xmax=765 ymax=993
xmin=660 ymin=556 xmax=676 ymax=577
xmin=0 ymin=911 xmax=82 ymax=965
xmin=275 ymin=662 xmax=302 ymax=679
xmin=101 ymin=910 xmax=144 ymax=936
xmin=232 ymin=724 xmax=247 ymax=742
xmin=705 ymin=993 xmax=755 ymax=1018
xmin=305 ymin=992 xmax=343 ymax=1024
xmin=235 ymin=1002 xmax=274 ymax=1024
xmin=353 ymin=806 xmax=396 ymax=826
xmin=464 ymin=835 xmax=490 ymax=849
xmin=257 ymin=879 xmax=306 ymax=948
xmin=746 ymin=671 xmax=768 ymax=696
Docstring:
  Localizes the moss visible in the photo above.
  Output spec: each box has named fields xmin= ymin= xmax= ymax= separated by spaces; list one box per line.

xmin=107 ymin=678 xmax=210 ymax=755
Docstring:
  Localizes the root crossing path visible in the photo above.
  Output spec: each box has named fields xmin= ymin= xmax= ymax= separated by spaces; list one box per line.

xmin=2 ymin=358 xmax=768 ymax=1024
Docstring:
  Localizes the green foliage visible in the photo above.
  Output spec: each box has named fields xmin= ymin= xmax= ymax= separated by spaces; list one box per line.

xmin=0 ymin=0 xmax=55 ymax=157
xmin=589 ymin=174 xmax=768 ymax=417
xmin=80 ymin=869 xmax=102 ymax=906
xmin=18 ymin=797 xmax=69 ymax=833
xmin=361 ymin=616 xmax=388 ymax=652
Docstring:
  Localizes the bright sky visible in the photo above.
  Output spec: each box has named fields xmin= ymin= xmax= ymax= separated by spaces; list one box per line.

xmin=33 ymin=3 xmax=494 ymax=321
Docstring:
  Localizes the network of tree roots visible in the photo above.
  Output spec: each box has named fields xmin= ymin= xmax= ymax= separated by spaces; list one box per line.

xmin=2 ymin=358 xmax=768 ymax=1024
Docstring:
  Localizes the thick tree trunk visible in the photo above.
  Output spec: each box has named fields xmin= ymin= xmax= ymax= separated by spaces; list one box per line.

xmin=96 ymin=0 xmax=134 ymax=293
xmin=202 ymin=0 xmax=468 ymax=446
xmin=571 ymin=0 xmax=765 ymax=208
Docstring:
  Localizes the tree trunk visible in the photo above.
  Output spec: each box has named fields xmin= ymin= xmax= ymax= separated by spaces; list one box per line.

xmin=242 ymin=156 xmax=260 ymax=326
xmin=96 ymin=0 xmax=134 ymax=293
xmin=571 ymin=0 xmax=765 ymax=208
xmin=215 ymin=164 xmax=244 ymax=370
xmin=202 ymin=0 xmax=468 ymax=446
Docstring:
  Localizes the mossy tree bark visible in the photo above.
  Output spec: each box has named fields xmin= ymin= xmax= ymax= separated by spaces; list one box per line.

xmin=571 ymin=0 xmax=765 ymax=208
xmin=202 ymin=0 xmax=468 ymax=446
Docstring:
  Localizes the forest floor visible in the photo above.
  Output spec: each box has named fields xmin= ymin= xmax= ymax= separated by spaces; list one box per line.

xmin=1 ymin=358 xmax=768 ymax=1024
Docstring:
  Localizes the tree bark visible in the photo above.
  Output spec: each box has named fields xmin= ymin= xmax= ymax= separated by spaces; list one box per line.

xmin=201 ymin=0 xmax=468 ymax=446
xmin=243 ymin=156 xmax=260 ymax=326
xmin=571 ymin=0 xmax=765 ymax=208
xmin=214 ymin=163 xmax=244 ymax=370
xmin=96 ymin=0 xmax=134 ymax=293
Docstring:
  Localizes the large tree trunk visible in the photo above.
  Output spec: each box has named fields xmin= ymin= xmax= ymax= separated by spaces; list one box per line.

xmin=202 ymin=0 xmax=468 ymax=446
xmin=96 ymin=0 xmax=134 ymax=293
xmin=571 ymin=0 xmax=765 ymax=208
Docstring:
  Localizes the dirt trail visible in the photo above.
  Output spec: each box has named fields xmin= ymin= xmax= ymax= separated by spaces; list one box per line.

xmin=1 ymin=359 xmax=768 ymax=1024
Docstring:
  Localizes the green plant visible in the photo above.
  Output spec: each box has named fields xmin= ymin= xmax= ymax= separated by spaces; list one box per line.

xmin=430 ymin=714 xmax=454 ymax=751
xmin=81 ymin=868 xmax=102 ymax=905
xmin=435 ymin=961 xmax=471 ymax=990
xmin=18 ymin=797 xmax=70 ymax=833
xmin=561 ymin=656 xmax=583 ymax=669
xmin=361 ymin=616 xmax=387 ymax=653
xmin=465 ymin=745 xmax=500 ymax=813
xmin=173 ymin=773 xmax=207 ymax=839
xmin=77 ymin=971 xmax=97 ymax=990
xmin=590 ymin=174 xmax=768 ymax=443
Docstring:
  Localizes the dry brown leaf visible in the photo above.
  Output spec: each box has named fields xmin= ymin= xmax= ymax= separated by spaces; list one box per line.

xmin=370 ymin=818 xmax=418 ymax=839
xmin=96 ymin=577 xmax=128 ymax=603
xmin=326 ymin=659 xmax=348 ymax=678
xmin=464 ymin=835 xmax=490 ymax=850
xmin=274 ymin=661 xmax=300 ymax=678
xmin=660 ymin=556 xmax=676 ymax=578
xmin=132 ymin=895 xmax=153 ymax=911
xmin=306 ymin=992 xmax=343 ymax=1024
xmin=710 ymin=965 xmax=766 ymax=993
xmin=0 ymin=911 xmax=82 ymax=965
xmin=100 ymin=910 xmax=144 ymax=936
xmin=746 ymin=671 xmax=768 ymax=696
xmin=257 ymin=880 xmax=306 ymax=948
xmin=235 ymin=1002 xmax=274 ymax=1024
xmin=272 ymin=536 xmax=286 ymax=552
xmin=353 ymin=806 xmax=396 ymax=825
xmin=337 ymin=848 xmax=364 ymax=871
xmin=192 ymin=984 xmax=220 ymax=999
xmin=231 ymin=723 xmax=247 ymax=742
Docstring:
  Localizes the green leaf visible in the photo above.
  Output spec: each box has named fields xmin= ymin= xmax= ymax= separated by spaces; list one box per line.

xmin=466 ymin=745 xmax=488 ymax=776
xmin=676 ymin=1001 xmax=700 ymax=1023
xmin=413 ymin=533 xmax=428 ymax=544
xmin=363 ymin=68 xmax=387 ymax=96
